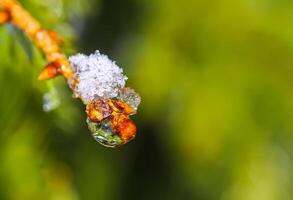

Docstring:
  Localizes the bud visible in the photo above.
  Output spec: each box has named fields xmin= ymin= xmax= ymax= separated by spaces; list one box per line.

xmin=109 ymin=100 xmax=135 ymax=115
xmin=111 ymin=115 xmax=136 ymax=143
xmin=86 ymin=99 xmax=113 ymax=122
xmin=0 ymin=10 xmax=10 ymax=24
xmin=38 ymin=61 xmax=62 ymax=80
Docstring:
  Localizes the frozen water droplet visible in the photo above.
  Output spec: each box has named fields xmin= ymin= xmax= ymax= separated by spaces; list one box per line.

xmin=117 ymin=87 xmax=141 ymax=111
xmin=43 ymin=88 xmax=60 ymax=112
xmin=86 ymin=118 xmax=124 ymax=148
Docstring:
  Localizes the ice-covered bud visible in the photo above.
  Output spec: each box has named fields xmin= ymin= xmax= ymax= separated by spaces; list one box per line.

xmin=117 ymin=87 xmax=141 ymax=111
xmin=69 ymin=50 xmax=127 ymax=103
xmin=69 ymin=50 xmax=141 ymax=147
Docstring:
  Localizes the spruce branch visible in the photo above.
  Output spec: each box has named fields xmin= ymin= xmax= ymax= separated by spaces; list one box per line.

xmin=0 ymin=0 xmax=140 ymax=147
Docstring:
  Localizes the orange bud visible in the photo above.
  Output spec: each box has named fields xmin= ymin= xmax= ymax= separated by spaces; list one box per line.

xmin=112 ymin=115 xmax=136 ymax=142
xmin=0 ymin=10 xmax=10 ymax=24
xmin=109 ymin=100 xmax=135 ymax=115
xmin=86 ymin=99 xmax=113 ymax=122
xmin=87 ymin=108 xmax=104 ymax=122
xmin=38 ymin=61 xmax=62 ymax=80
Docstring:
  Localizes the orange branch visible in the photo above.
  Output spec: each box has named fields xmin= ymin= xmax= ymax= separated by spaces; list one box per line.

xmin=0 ymin=0 xmax=73 ymax=80
xmin=0 ymin=0 xmax=139 ymax=146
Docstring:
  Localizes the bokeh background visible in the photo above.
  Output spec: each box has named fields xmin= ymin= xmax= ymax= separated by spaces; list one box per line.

xmin=1 ymin=0 xmax=293 ymax=199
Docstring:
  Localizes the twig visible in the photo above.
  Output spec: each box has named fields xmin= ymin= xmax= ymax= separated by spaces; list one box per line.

xmin=0 ymin=0 xmax=140 ymax=147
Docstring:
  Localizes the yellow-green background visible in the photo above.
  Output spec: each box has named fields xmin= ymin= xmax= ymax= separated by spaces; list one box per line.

xmin=0 ymin=0 xmax=293 ymax=199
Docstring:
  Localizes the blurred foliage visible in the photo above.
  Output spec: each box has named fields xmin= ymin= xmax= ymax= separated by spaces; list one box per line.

xmin=1 ymin=0 xmax=293 ymax=200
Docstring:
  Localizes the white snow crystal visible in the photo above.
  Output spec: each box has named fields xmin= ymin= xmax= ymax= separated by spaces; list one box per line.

xmin=69 ymin=50 xmax=127 ymax=103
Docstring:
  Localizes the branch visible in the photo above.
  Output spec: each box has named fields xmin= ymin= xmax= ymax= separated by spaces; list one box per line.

xmin=0 ymin=0 xmax=140 ymax=147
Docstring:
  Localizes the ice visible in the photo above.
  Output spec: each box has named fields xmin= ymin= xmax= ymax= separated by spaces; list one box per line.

xmin=87 ymin=118 xmax=124 ymax=147
xmin=43 ymin=88 xmax=60 ymax=112
xmin=117 ymin=87 xmax=141 ymax=111
xmin=69 ymin=50 xmax=127 ymax=103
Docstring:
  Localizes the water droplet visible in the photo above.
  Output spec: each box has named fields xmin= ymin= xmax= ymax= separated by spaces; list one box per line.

xmin=117 ymin=87 xmax=141 ymax=111
xmin=43 ymin=88 xmax=60 ymax=112
xmin=86 ymin=118 xmax=124 ymax=148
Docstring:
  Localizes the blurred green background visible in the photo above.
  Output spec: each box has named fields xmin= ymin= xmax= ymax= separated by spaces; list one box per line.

xmin=1 ymin=0 xmax=293 ymax=199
